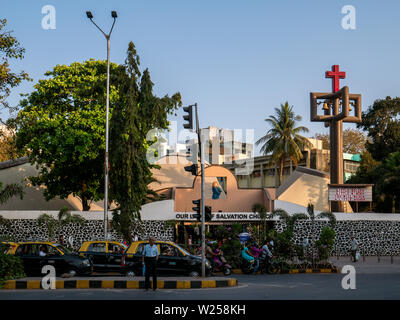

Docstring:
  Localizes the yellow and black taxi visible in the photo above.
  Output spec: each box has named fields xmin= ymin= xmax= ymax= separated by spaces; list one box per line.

xmin=78 ymin=241 xmax=132 ymax=275
xmin=12 ymin=241 xmax=92 ymax=276
xmin=1 ymin=241 xmax=19 ymax=254
xmin=124 ymin=241 xmax=212 ymax=277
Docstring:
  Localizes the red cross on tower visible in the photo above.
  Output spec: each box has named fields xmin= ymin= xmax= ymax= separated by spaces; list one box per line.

xmin=325 ymin=65 xmax=346 ymax=93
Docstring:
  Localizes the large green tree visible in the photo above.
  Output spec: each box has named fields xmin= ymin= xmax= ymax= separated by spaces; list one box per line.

xmin=358 ymin=96 xmax=400 ymax=162
xmin=347 ymin=97 xmax=400 ymax=212
xmin=109 ymin=42 xmax=181 ymax=242
xmin=0 ymin=18 xmax=31 ymax=122
xmin=256 ymin=102 xmax=312 ymax=185
xmin=15 ymin=60 xmax=120 ymax=210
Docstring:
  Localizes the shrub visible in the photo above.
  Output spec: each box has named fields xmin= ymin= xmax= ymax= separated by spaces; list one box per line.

xmin=315 ymin=226 xmax=336 ymax=261
xmin=0 ymin=252 xmax=25 ymax=287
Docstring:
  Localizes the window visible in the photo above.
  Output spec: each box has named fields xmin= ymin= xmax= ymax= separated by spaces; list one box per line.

xmin=344 ymin=161 xmax=360 ymax=173
xmin=108 ymin=243 xmax=124 ymax=254
xmin=16 ymin=244 xmax=39 ymax=256
xmin=46 ymin=245 xmax=61 ymax=256
xmin=160 ymin=244 xmax=180 ymax=257
xmin=88 ymin=242 xmax=106 ymax=253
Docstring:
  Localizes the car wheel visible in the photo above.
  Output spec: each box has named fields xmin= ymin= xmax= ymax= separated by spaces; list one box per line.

xmin=126 ymin=270 xmax=135 ymax=278
xmin=189 ymin=271 xmax=200 ymax=278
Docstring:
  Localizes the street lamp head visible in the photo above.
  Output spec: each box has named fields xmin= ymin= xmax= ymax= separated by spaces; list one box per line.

xmin=111 ymin=11 xmax=117 ymax=18
xmin=86 ymin=11 xmax=93 ymax=19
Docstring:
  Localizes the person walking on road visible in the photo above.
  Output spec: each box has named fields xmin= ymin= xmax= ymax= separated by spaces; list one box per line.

xmin=142 ymin=236 xmax=159 ymax=291
xmin=351 ymin=235 xmax=359 ymax=262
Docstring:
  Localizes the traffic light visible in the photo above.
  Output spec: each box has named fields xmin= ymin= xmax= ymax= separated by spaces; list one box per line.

xmin=192 ymin=199 xmax=201 ymax=221
xmin=205 ymin=206 xmax=212 ymax=222
xmin=183 ymin=105 xmax=193 ymax=130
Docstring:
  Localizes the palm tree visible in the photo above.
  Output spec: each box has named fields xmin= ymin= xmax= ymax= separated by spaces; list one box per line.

xmin=252 ymin=203 xmax=268 ymax=241
xmin=256 ymin=102 xmax=312 ymax=186
xmin=0 ymin=182 xmax=24 ymax=205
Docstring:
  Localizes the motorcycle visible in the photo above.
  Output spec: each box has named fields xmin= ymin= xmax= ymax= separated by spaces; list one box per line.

xmin=211 ymin=248 xmax=232 ymax=276
xmin=259 ymin=255 xmax=278 ymax=274
xmin=240 ymin=257 xmax=256 ymax=274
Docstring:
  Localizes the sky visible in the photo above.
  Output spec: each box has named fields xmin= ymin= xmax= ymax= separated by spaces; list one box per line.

xmin=3 ymin=0 xmax=400 ymax=155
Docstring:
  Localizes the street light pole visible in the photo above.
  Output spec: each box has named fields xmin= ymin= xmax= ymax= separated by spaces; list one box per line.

xmin=86 ymin=11 xmax=117 ymax=240
xmin=194 ymin=103 xmax=206 ymax=278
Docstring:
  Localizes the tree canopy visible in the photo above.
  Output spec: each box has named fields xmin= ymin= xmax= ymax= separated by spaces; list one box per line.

xmin=0 ymin=18 xmax=31 ymax=123
xmin=347 ymin=96 xmax=400 ymax=212
xmin=15 ymin=60 xmax=121 ymax=210
xmin=313 ymin=128 xmax=367 ymax=154
xmin=357 ymin=96 xmax=400 ymax=162
xmin=109 ymin=42 xmax=181 ymax=242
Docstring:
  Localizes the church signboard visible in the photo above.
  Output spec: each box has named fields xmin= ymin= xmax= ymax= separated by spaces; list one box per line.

xmin=328 ymin=184 xmax=373 ymax=212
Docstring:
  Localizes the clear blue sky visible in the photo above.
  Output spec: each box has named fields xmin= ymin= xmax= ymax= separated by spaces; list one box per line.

xmin=3 ymin=0 xmax=400 ymax=155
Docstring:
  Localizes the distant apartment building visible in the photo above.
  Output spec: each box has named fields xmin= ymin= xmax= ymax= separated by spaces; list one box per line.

xmin=201 ymin=126 xmax=254 ymax=165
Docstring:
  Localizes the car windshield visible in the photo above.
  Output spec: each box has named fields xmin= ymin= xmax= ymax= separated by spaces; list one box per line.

xmin=53 ymin=244 xmax=73 ymax=254
xmin=172 ymin=243 xmax=191 ymax=256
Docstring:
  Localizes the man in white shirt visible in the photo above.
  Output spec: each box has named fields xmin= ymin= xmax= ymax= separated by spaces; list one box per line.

xmin=351 ymin=235 xmax=359 ymax=262
xmin=142 ymin=236 xmax=159 ymax=291
xmin=261 ymin=240 xmax=273 ymax=263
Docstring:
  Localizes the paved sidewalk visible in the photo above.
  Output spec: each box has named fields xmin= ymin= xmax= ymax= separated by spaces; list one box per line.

xmin=332 ymin=256 xmax=400 ymax=274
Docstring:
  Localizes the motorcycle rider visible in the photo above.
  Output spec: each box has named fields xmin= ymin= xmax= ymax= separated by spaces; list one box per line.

xmin=206 ymin=238 xmax=220 ymax=269
xmin=261 ymin=240 xmax=273 ymax=264
xmin=211 ymin=243 xmax=224 ymax=270
xmin=241 ymin=242 xmax=259 ymax=274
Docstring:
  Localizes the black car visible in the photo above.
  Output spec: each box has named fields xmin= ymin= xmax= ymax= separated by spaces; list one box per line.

xmin=124 ymin=241 xmax=212 ymax=277
xmin=13 ymin=242 xmax=92 ymax=276
xmin=78 ymin=241 xmax=135 ymax=276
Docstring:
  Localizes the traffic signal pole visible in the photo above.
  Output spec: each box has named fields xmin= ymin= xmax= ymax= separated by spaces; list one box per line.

xmin=194 ymin=103 xmax=206 ymax=278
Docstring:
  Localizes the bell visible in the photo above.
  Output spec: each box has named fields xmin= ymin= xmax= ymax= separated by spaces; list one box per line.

xmin=323 ymin=102 xmax=329 ymax=111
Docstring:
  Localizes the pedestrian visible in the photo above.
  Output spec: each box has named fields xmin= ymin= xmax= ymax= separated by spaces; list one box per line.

xmin=350 ymin=235 xmax=359 ymax=262
xmin=133 ymin=233 xmax=139 ymax=242
xmin=194 ymin=225 xmax=200 ymax=242
xmin=142 ymin=236 xmax=159 ymax=291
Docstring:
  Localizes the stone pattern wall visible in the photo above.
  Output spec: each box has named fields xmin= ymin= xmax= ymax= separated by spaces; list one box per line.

xmin=274 ymin=220 xmax=400 ymax=256
xmin=0 ymin=219 xmax=174 ymax=251
xmin=2 ymin=218 xmax=400 ymax=255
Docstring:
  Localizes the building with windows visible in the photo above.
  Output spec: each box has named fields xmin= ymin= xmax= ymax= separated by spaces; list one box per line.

xmin=201 ymin=126 xmax=254 ymax=165
xmin=224 ymin=138 xmax=361 ymax=188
